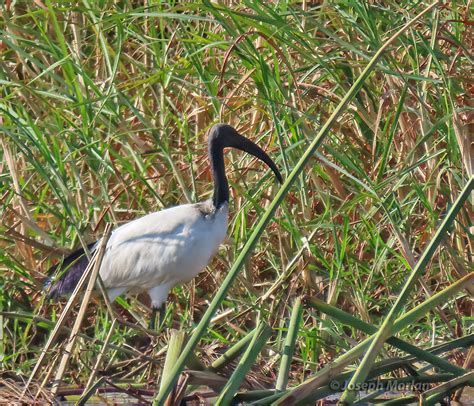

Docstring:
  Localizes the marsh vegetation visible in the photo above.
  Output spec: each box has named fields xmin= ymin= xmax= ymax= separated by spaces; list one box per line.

xmin=1 ymin=1 xmax=472 ymax=404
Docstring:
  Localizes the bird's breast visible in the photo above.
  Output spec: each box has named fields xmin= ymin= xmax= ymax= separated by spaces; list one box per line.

xmin=177 ymin=204 xmax=228 ymax=280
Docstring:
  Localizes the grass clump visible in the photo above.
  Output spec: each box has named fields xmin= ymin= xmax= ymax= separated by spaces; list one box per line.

xmin=1 ymin=1 xmax=472 ymax=404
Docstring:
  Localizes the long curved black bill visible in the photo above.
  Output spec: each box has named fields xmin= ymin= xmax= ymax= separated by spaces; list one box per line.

xmin=213 ymin=124 xmax=283 ymax=183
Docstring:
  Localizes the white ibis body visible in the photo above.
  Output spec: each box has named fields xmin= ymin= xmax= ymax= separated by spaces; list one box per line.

xmin=48 ymin=124 xmax=282 ymax=327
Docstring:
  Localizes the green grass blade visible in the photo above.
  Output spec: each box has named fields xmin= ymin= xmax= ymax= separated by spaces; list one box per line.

xmin=308 ymin=296 xmax=467 ymax=376
xmin=276 ymin=297 xmax=302 ymax=392
xmin=215 ymin=321 xmax=272 ymax=405
xmin=209 ymin=328 xmax=257 ymax=372
xmin=275 ymin=271 xmax=473 ymax=405
xmin=423 ymin=372 xmax=474 ymax=405
xmin=159 ymin=329 xmax=186 ymax=401
xmin=340 ymin=176 xmax=474 ymax=404
xmin=2 ymin=1 xmax=471 ymax=400
xmin=153 ymin=1 xmax=434 ymax=399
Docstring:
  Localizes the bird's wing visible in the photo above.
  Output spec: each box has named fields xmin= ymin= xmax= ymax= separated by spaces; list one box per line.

xmin=98 ymin=205 xmax=204 ymax=289
xmin=46 ymin=203 xmax=206 ymax=297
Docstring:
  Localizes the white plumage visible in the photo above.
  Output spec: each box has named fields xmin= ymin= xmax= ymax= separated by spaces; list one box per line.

xmin=99 ymin=202 xmax=228 ymax=308
xmin=48 ymin=123 xmax=282 ymax=327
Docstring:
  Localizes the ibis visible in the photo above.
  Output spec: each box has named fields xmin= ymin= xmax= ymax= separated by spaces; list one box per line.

xmin=47 ymin=124 xmax=282 ymax=328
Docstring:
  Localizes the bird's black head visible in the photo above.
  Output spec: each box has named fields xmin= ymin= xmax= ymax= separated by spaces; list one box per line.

xmin=208 ymin=123 xmax=283 ymax=184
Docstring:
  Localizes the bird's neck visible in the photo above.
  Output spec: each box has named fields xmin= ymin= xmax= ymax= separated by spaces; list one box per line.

xmin=209 ymin=143 xmax=229 ymax=209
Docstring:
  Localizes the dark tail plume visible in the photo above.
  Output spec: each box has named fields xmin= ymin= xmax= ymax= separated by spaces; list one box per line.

xmin=46 ymin=241 xmax=97 ymax=298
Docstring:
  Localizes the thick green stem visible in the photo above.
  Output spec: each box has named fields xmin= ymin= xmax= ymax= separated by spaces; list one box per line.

xmin=276 ymin=297 xmax=303 ymax=392
xmin=340 ymin=176 xmax=473 ymax=404
xmin=152 ymin=2 xmax=439 ymax=401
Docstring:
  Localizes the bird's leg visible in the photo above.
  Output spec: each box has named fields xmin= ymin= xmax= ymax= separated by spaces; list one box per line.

xmin=159 ymin=303 xmax=166 ymax=327
xmin=148 ymin=285 xmax=171 ymax=330
xmin=149 ymin=307 xmax=158 ymax=330
xmin=149 ymin=303 xmax=166 ymax=330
